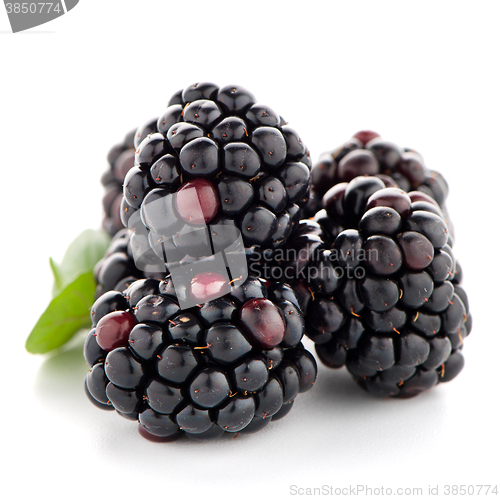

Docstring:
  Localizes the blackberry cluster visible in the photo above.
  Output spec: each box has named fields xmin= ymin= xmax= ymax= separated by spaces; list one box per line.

xmin=84 ymin=275 xmax=317 ymax=440
xmin=101 ymin=130 xmax=136 ymax=236
xmin=305 ymin=131 xmax=451 ymax=222
xmin=87 ymin=83 xmax=472 ymax=440
xmin=120 ymin=82 xmax=312 ymax=273
xmin=278 ymin=176 xmax=471 ymax=398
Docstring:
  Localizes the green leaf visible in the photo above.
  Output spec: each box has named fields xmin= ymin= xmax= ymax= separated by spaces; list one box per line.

xmin=52 ymin=229 xmax=110 ymax=294
xmin=50 ymin=257 xmax=64 ymax=293
xmin=26 ymin=272 xmax=95 ymax=354
xmin=27 ymin=229 xmax=112 ymax=354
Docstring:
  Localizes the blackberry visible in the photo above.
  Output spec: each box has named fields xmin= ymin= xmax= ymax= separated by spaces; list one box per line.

xmin=101 ymin=130 xmax=136 ymax=236
xmin=93 ymin=229 xmax=164 ymax=297
xmin=305 ymin=132 xmax=453 ymax=237
xmin=84 ymin=275 xmax=317 ymax=440
xmin=274 ymin=177 xmax=471 ymax=398
xmin=120 ymin=82 xmax=311 ymax=275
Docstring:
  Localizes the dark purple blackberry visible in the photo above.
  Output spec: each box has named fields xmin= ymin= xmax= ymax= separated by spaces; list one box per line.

xmin=304 ymin=132 xmax=452 ymax=231
xmin=94 ymin=229 xmax=165 ymax=297
xmin=277 ymin=177 xmax=471 ymax=398
xmin=101 ymin=130 xmax=136 ymax=236
xmin=84 ymin=275 xmax=317 ymax=440
xmin=119 ymin=82 xmax=311 ymax=273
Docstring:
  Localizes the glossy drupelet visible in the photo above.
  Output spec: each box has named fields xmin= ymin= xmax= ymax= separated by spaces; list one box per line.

xmin=93 ymin=229 xmax=165 ymax=298
xmin=101 ymin=129 xmax=137 ymax=236
xmin=120 ymin=82 xmax=312 ymax=270
xmin=305 ymin=131 xmax=452 ymax=233
xmin=273 ymin=177 xmax=471 ymax=398
xmin=84 ymin=275 xmax=317 ymax=440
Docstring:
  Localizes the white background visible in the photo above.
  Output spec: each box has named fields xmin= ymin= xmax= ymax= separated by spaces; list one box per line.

xmin=1 ymin=1 xmax=499 ymax=498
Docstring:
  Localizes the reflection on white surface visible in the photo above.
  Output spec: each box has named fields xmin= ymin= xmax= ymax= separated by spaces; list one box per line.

xmin=21 ymin=333 xmax=492 ymax=498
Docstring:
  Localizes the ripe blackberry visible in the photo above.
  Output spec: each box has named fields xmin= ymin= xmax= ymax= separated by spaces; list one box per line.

xmin=275 ymin=177 xmax=471 ymax=398
xmin=305 ymin=132 xmax=452 ymax=232
xmin=102 ymin=130 xmax=136 ymax=236
xmin=93 ymin=229 xmax=165 ymax=297
xmin=120 ymin=82 xmax=311 ymax=273
xmin=84 ymin=275 xmax=317 ymax=440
